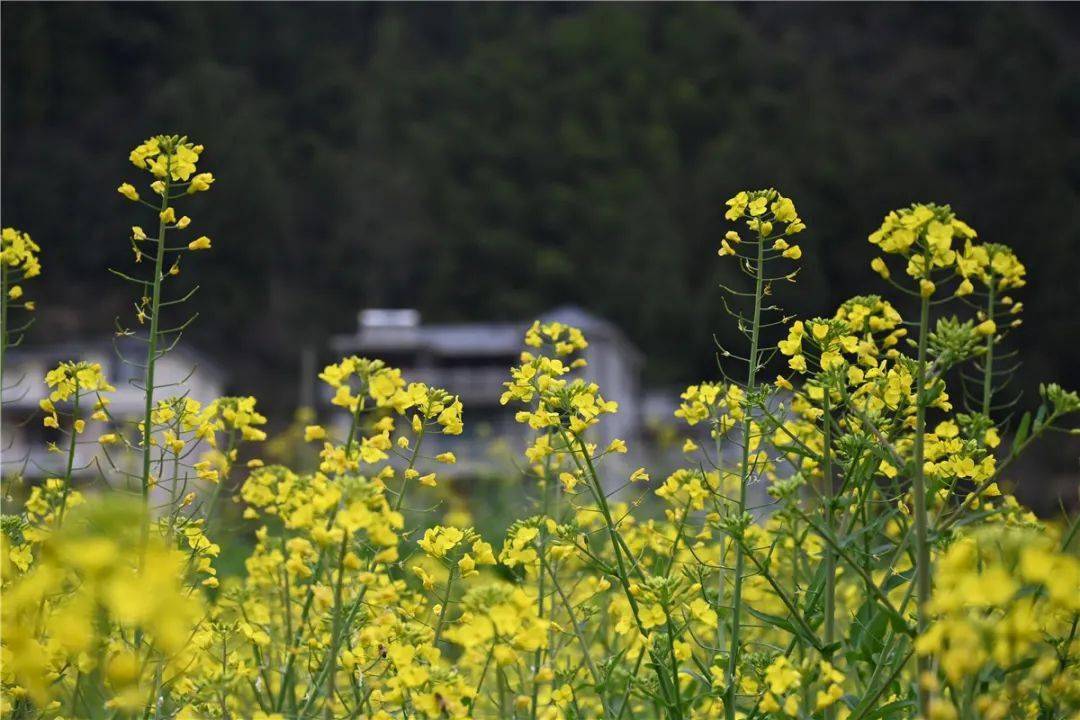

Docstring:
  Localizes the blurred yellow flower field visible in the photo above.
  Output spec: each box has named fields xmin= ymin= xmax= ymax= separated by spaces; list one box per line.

xmin=1 ymin=137 xmax=1078 ymax=719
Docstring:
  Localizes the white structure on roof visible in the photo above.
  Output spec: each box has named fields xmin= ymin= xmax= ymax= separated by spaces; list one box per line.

xmin=328 ymin=306 xmax=643 ymax=474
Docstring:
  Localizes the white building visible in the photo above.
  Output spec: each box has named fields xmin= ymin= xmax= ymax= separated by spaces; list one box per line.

xmin=327 ymin=306 xmax=644 ymax=475
xmin=1 ymin=339 xmax=225 ymax=480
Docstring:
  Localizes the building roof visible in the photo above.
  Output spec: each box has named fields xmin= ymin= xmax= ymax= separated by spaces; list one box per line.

xmin=4 ymin=338 xmax=226 ymax=385
xmin=332 ymin=305 xmax=641 ymax=364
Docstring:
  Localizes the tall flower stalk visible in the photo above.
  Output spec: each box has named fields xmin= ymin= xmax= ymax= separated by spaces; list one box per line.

xmin=910 ymin=257 xmax=933 ymax=707
xmin=139 ymin=163 xmax=171 ymax=505
xmin=867 ymin=202 xmax=980 ymax=715
xmin=716 ymin=188 xmax=806 ymax=718
xmin=115 ymin=135 xmax=215 ymax=508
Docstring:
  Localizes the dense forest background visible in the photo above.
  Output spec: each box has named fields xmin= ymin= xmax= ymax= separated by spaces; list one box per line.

xmin=3 ymin=4 xmax=1079 ymax=472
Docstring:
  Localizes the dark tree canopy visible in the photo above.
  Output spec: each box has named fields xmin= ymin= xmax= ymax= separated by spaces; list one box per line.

xmin=4 ymin=4 xmax=1079 ymax=429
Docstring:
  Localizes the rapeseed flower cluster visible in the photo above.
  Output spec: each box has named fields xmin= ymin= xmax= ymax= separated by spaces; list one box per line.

xmin=0 ymin=227 xmax=40 ymax=323
xmin=1 ymin=228 xmax=42 ymax=404
xmin=2 ymin=501 xmax=202 ymax=715
xmin=915 ymin=526 xmax=1080 ymax=718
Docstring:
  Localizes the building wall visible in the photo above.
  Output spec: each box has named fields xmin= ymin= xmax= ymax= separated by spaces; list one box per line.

xmin=2 ymin=346 xmax=224 ymax=481
xmin=324 ymin=308 xmax=646 ymax=480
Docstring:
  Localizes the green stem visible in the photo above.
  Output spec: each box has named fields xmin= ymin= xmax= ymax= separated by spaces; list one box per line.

xmin=432 ymin=564 xmax=457 ymax=647
xmin=141 ymin=165 xmax=172 ymax=507
xmin=57 ymin=385 xmax=80 ymax=524
xmin=665 ymin=613 xmax=683 ymax=714
xmin=614 ymin=647 xmax=646 ymax=720
xmin=539 ymin=554 xmax=605 ymax=696
xmin=280 ymin=535 xmax=297 ymax=712
xmin=568 ymin=432 xmax=680 ymax=717
xmin=822 ymin=393 xmax=836 ymax=671
xmin=392 ymin=425 xmax=425 ymax=513
xmin=276 ymin=401 xmax=368 ymax=713
xmin=848 ymin=645 xmax=916 ymax=720
xmin=725 ymin=229 xmax=766 ymax=719
xmin=981 ymin=281 xmax=996 ymax=417
xmin=737 ymin=540 xmax=825 ymax=653
xmin=712 ymin=414 xmax=730 ymax=658
xmin=468 ymin=644 xmax=496 ymax=719
xmin=202 ymin=429 xmax=237 ymax=535
xmin=912 ymin=266 xmax=933 ymax=717
xmin=531 ymin=455 xmax=553 ymax=720
xmin=793 ymin=507 xmax=909 ymax=635
xmin=323 ymin=530 xmax=351 ymax=720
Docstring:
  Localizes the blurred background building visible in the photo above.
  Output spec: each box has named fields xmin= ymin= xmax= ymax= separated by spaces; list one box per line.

xmin=2 ymin=340 xmax=224 ymax=480
xmin=326 ymin=306 xmax=646 ymax=475
xmin=322 ymin=306 xmax=763 ymax=501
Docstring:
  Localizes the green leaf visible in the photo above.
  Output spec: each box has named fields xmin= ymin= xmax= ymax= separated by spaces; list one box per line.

xmin=882 ymin=570 xmax=913 ymax=593
xmin=746 ymin=606 xmax=817 ymax=648
xmin=861 ymin=699 xmax=916 ymax=720
xmin=849 ymin=599 xmax=889 ymax=664
xmin=1012 ymin=411 xmax=1032 ymax=455
xmin=1033 ymin=403 xmax=1047 ymax=433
